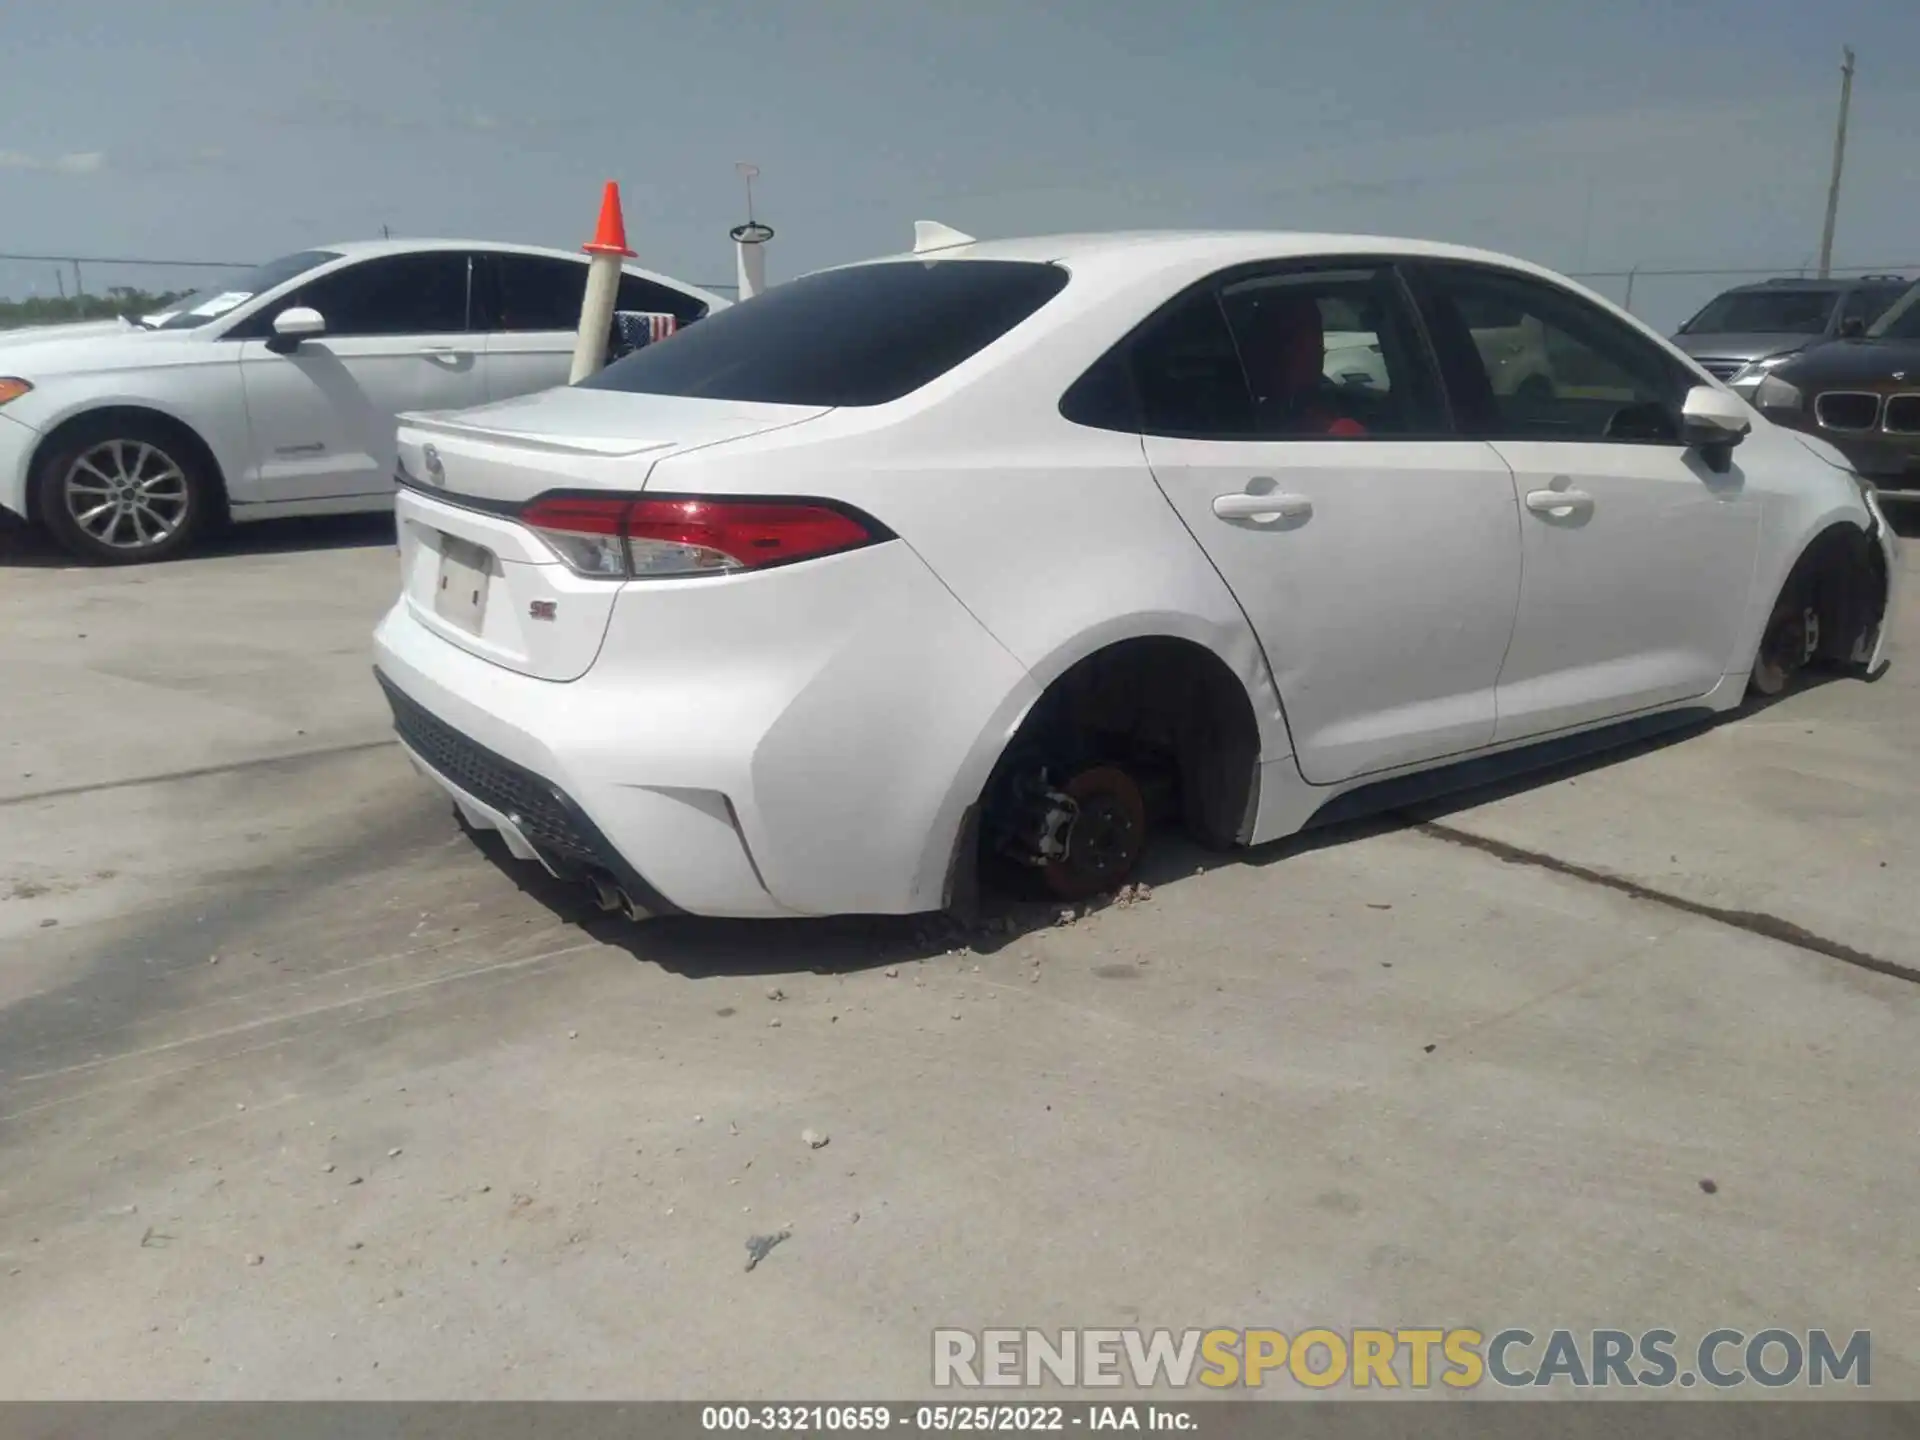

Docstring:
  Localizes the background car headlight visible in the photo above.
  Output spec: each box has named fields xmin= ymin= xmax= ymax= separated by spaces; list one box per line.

xmin=0 ymin=378 xmax=32 ymax=407
xmin=1753 ymin=374 xmax=1804 ymax=410
xmin=1729 ymin=353 xmax=1796 ymax=386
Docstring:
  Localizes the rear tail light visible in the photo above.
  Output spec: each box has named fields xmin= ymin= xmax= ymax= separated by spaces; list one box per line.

xmin=520 ymin=494 xmax=888 ymax=579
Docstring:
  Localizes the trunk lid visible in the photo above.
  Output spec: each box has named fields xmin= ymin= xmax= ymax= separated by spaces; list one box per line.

xmin=393 ymin=390 xmax=829 ymax=681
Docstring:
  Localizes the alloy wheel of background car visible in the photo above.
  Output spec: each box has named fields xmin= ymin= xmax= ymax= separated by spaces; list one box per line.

xmin=35 ymin=422 xmax=210 ymax=565
xmin=1040 ymin=765 xmax=1149 ymax=902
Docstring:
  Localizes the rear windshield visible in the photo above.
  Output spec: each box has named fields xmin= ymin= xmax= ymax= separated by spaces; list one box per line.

xmin=580 ymin=259 xmax=1069 ymax=406
xmin=1679 ymin=288 xmax=1837 ymax=336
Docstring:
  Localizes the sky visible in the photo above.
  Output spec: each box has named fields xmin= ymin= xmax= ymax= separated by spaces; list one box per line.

xmin=3 ymin=0 xmax=1918 ymax=330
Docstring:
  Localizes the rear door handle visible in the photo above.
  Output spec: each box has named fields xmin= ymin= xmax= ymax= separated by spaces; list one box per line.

xmin=1213 ymin=492 xmax=1313 ymax=522
xmin=1525 ymin=487 xmax=1594 ymax=516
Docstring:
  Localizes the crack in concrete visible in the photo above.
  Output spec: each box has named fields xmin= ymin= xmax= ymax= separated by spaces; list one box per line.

xmin=1410 ymin=817 xmax=1920 ymax=988
xmin=0 ymin=739 xmax=400 ymax=808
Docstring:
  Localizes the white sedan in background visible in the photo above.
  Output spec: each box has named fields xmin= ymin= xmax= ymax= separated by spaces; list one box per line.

xmin=0 ymin=239 xmax=724 ymax=562
xmin=372 ymin=227 xmax=1899 ymax=921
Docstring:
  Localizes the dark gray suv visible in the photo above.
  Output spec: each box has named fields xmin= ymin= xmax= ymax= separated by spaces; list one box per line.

xmin=1671 ymin=275 xmax=1908 ymax=397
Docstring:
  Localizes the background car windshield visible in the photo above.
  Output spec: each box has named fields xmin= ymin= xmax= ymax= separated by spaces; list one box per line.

xmin=1679 ymin=289 xmax=1837 ymax=335
xmin=580 ymin=259 xmax=1069 ymax=406
xmin=152 ymin=250 xmax=342 ymax=330
xmin=1867 ymin=284 xmax=1920 ymax=340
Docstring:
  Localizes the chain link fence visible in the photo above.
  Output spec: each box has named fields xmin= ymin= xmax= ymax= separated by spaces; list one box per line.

xmin=5 ymin=247 xmax=1914 ymax=336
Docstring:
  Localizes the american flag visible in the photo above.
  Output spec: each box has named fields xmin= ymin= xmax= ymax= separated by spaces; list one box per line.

xmin=611 ymin=310 xmax=679 ymax=357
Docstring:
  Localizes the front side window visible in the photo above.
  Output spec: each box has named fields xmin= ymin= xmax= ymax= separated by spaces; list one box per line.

xmin=1411 ymin=264 xmax=1688 ymax=443
xmin=581 ymin=259 xmax=1068 ymax=407
xmin=278 ymin=252 xmax=471 ymax=338
xmin=1843 ymin=284 xmax=1908 ymax=332
xmin=1868 ymin=283 xmax=1920 ymax=341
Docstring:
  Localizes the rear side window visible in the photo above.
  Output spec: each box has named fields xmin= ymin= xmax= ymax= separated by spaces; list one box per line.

xmin=1126 ymin=290 xmax=1257 ymax=436
xmin=490 ymin=254 xmax=587 ymax=331
xmin=1061 ymin=263 xmax=1443 ymax=438
xmin=483 ymin=255 xmax=710 ymax=332
xmin=580 ymin=260 xmax=1068 ymax=406
xmin=617 ymin=272 xmax=709 ymax=325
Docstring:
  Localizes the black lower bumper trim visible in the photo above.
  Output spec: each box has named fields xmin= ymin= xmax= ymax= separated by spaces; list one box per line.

xmin=374 ymin=669 xmax=683 ymax=916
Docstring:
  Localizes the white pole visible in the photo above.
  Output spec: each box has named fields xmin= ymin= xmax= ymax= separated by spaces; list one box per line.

xmin=1816 ymin=45 xmax=1856 ymax=280
xmin=734 ymin=231 xmax=768 ymax=300
xmin=730 ymin=163 xmax=771 ymax=302
xmin=571 ymin=181 xmax=636 ymax=384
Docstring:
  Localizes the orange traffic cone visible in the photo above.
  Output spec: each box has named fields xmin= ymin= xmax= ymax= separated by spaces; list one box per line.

xmin=583 ymin=181 xmax=636 ymax=259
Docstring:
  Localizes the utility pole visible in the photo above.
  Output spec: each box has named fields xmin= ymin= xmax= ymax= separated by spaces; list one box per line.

xmin=1816 ymin=45 xmax=1856 ymax=279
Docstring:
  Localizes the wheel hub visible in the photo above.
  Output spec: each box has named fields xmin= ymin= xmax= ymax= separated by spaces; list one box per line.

xmin=62 ymin=439 xmax=190 ymax=551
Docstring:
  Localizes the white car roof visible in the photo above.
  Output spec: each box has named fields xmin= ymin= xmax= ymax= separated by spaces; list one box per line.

xmin=858 ymin=228 xmax=1574 ymax=287
xmin=300 ymin=237 xmax=728 ymax=305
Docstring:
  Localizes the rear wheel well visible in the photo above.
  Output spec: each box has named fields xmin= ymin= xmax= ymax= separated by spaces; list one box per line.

xmin=978 ymin=636 xmax=1262 ymax=889
xmin=27 ymin=407 xmax=230 ymax=526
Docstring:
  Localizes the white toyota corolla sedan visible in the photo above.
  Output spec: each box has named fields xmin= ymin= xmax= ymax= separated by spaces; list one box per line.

xmin=372 ymin=228 xmax=1900 ymax=920
xmin=0 ymin=239 xmax=723 ymax=563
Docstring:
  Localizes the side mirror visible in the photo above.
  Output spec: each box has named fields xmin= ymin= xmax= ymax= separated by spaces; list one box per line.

xmin=1680 ymin=383 xmax=1751 ymax=449
xmin=1838 ymin=315 xmax=1867 ymax=338
xmin=267 ymin=306 xmax=326 ymax=353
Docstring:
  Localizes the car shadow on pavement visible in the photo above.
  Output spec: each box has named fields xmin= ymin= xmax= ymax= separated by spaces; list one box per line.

xmin=1239 ymin=670 xmax=1850 ymax=860
xmin=461 ymin=673 xmax=1861 ymax=977
xmin=0 ymin=512 xmax=395 ymax=569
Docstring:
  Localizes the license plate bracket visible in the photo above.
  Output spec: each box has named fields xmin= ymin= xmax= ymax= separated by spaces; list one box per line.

xmin=434 ymin=535 xmax=492 ymax=634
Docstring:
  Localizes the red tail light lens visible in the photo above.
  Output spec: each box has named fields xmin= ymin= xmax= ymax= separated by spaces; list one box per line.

xmin=520 ymin=494 xmax=885 ymax=579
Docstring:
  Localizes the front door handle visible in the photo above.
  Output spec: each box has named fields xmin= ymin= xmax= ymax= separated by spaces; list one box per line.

xmin=1213 ymin=492 xmax=1313 ymax=522
xmin=1525 ymin=487 xmax=1594 ymax=517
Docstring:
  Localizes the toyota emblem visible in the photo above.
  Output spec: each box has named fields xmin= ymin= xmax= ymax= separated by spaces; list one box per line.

xmin=422 ymin=444 xmax=446 ymax=486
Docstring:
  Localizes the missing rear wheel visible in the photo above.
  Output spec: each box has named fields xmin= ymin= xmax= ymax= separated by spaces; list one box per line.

xmin=1040 ymin=765 xmax=1148 ymax=901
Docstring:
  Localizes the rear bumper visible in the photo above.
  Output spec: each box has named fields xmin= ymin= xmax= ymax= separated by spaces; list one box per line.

xmin=371 ymin=538 xmax=1038 ymax=920
xmin=376 ymin=671 xmax=682 ymax=916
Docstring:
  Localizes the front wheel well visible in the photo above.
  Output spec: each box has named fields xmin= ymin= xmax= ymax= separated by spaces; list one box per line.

xmin=27 ymin=406 xmax=230 ymax=526
xmin=1767 ymin=519 xmax=1888 ymax=671
xmin=979 ymin=635 xmax=1262 ymax=875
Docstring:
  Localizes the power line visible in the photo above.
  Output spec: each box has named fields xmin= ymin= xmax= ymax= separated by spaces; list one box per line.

xmin=1569 ymin=262 xmax=1913 ymax=280
xmin=0 ymin=250 xmax=253 ymax=269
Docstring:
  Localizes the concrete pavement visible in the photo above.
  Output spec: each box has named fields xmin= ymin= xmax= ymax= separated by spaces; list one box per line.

xmin=0 ymin=509 xmax=1914 ymax=1399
